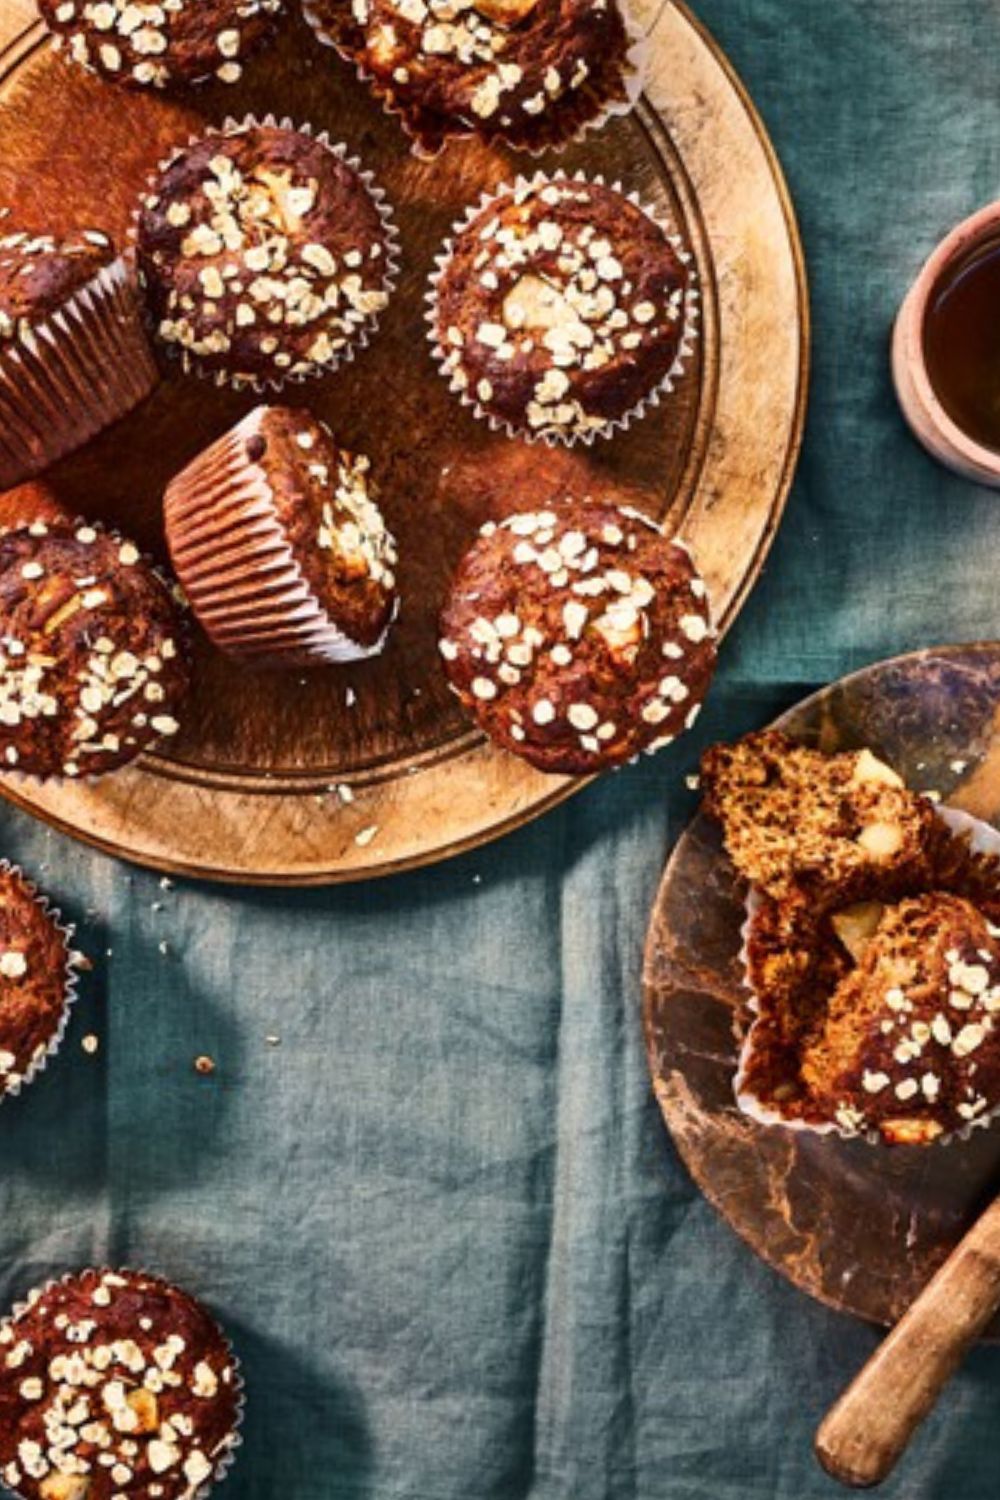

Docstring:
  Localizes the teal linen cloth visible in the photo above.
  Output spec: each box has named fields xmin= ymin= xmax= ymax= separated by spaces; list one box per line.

xmin=3 ymin=2 xmax=1000 ymax=1496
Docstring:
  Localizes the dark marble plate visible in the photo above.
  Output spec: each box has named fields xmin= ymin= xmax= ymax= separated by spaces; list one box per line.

xmin=642 ymin=644 xmax=1000 ymax=1333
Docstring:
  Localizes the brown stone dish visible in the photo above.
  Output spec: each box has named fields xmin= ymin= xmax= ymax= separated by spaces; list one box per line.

xmin=0 ymin=861 xmax=77 ymax=1102
xmin=0 ymin=0 xmax=807 ymax=882
xmin=439 ymin=499 xmax=715 ymax=773
xmin=0 ymin=229 xmax=157 ymax=489
xmin=0 ymin=522 xmax=190 ymax=780
xmin=301 ymin=0 xmax=638 ymax=157
xmin=644 ymin=644 xmax=1000 ymax=1331
xmin=0 ymin=1268 xmax=242 ymax=1498
xmin=429 ymin=174 xmax=695 ymax=443
xmin=135 ymin=118 xmax=397 ymax=389
xmin=37 ymin=0 xmax=286 ymax=90
xmin=165 ymin=405 xmax=398 ymax=667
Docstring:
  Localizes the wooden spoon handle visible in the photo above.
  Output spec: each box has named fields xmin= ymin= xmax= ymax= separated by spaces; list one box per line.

xmin=816 ymin=1193 xmax=1000 ymax=1488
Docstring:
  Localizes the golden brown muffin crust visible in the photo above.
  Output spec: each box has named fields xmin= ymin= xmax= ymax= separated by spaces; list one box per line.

xmin=0 ymin=1270 xmax=240 ymax=1499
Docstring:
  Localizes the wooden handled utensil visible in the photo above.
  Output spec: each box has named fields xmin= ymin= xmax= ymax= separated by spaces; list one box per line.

xmin=815 ymin=1193 xmax=1000 ymax=1487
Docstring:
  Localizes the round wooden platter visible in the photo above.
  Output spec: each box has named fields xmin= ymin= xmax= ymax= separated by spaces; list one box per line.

xmin=0 ymin=0 xmax=807 ymax=885
xmin=643 ymin=644 xmax=1000 ymax=1335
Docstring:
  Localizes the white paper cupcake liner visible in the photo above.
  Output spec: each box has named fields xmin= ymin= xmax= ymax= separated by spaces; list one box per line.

xmin=0 ymin=860 xmax=81 ymax=1107
xmin=301 ymin=0 xmax=647 ymax=159
xmin=425 ymin=169 xmax=699 ymax=447
xmin=131 ymin=114 xmax=401 ymax=395
xmin=164 ymin=405 xmax=398 ymax=666
xmin=1 ymin=1268 xmax=245 ymax=1500
xmin=0 ymin=516 xmax=191 ymax=787
xmin=0 ymin=253 xmax=158 ymax=489
xmin=735 ymin=804 xmax=1000 ymax=1146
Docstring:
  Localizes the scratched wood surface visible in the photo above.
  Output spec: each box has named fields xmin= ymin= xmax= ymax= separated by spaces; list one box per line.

xmin=0 ymin=0 xmax=807 ymax=883
xmin=644 ymin=644 xmax=1000 ymax=1333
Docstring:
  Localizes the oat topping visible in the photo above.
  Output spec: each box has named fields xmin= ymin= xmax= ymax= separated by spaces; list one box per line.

xmin=432 ymin=178 xmax=693 ymax=439
xmin=439 ymin=499 xmax=715 ymax=775
xmin=0 ymin=1270 xmax=240 ymax=1499
xmin=39 ymin=0 xmax=285 ymax=89
xmin=305 ymin=0 xmax=632 ymax=154
xmin=138 ymin=125 xmax=395 ymax=386
xmin=0 ymin=523 xmax=189 ymax=779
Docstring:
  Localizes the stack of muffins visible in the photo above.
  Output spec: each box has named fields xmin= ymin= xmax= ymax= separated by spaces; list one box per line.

xmin=0 ymin=3 xmax=717 ymax=1489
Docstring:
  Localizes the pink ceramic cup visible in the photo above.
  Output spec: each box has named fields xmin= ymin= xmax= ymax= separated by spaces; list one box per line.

xmin=893 ymin=201 xmax=1000 ymax=486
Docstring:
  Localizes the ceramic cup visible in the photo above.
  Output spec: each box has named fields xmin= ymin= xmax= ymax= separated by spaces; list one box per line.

xmin=893 ymin=201 xmax=1000 ymax=486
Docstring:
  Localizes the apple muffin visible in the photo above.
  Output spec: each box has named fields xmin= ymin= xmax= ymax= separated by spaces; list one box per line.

xmin=440 ymin=499 xmax=715 ymax=774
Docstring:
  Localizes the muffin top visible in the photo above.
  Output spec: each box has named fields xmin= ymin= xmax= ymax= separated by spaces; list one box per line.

xmin=0 ymin=1269 xmax=240 ymax=1500
xmin=439 ymin=499 xmax=715 ymax=775
xmin=801 ymin=893 xmax=1000 ymax=1144
xmin=240 ymin=407 xmax=398 ymax=649
xmin=38 ymin=0 xmax=285 ymax=89
xmin=0 ymin=522 xmax=189 ymax=779
xmin=306 ymin=0 xmax=633 ymax=155
xmin=0 ymin=230 xmax=115 ymax=341
xmin=433 ymin=178 xmax=692 ymax=440
xmin=138 ymin=124 xmax=394 ymax=387
xmin=700 ymin=732 xmax=940 ymax=907
xmin=0 ymin=865 xmax=73 ymax=1099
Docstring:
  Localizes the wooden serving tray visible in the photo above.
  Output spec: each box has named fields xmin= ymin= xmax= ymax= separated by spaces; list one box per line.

xmin=0 ymin=0 xmax=807 ymax=884
xmin=644 ymin=644 xmax=1000 ymax=1335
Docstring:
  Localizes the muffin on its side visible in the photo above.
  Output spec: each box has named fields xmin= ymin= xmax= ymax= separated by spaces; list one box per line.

xmin=430 ymin=176 xmax=695 ymax=443
xmin=0 ymin=1268 xmax=242 ymax=1499
xmin=38 ymin=0 xmax=286 ymax=89
xmin=0 ymin=863 xmax=77 ymax=1103
xmin=0 ymin=521 xmax=190 ymax=779
xmin=165 ymin=406 xmax=398 ymax=667
xmin=137 ymin=121 xmax=398 ymax=389
xmin=439 ymin=499 xmax=715 ymax=774
xmin=303 ymin=0 xmax=637 ymax=156
xmin=0 ymin=229 xmax=157 ymax=489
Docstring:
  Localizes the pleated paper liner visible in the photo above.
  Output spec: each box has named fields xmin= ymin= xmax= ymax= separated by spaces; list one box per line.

xmin=300 ymin=0 xmax=647 ymax=159
xmin=0 ymin=253 xmax=158 ymax=490
xmin=0 ymin=859 xmax=82 ymax=1107
xmin=735 ymin=805 xmax=1000 ymax=1147
xmin=164 ymin=406 xmax=397 ymax=667
xmin=1 ymin=1269 xmax=246 ymax=1500
xmin=130 ymin=114 xmax=401 ymax=395
xmin=426 ymin=169 xmax=699 ymax=447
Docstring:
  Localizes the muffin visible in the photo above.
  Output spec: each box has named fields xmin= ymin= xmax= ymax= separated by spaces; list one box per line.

xmin=800 ymin=894 xmax=1000 ymax=1144
xmin=0 ymin=230 xmax=158 ymax=489
xmin=702 ymin=730 xmax=1000 ymax=1143
xmin=700 ymin=732 xmax=940 ymax=907
xmin=0 ymin=521 xmax=190 ymax=779
xmin=303 ymin=0 xmax=638 ymax=156
xmin=0 ymin=1269 xmax=242 ymax=1499
xmin=38 ymin=0 xmax=285 ymax=89
xmin=165 ymin=405 xmax=398 ymax=666
xmin=429 ymin=176 xmax=695 ymax=443
xmin=439 ymin=499 xmax=715 ymax=774
xmin=0 ymin=864 xmax=77 ymax=1103
xmin=136 ymin=121 xmax=398 ymax=389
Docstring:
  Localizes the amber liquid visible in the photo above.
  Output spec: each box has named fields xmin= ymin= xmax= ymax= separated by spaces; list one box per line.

xmin=924 ymin=233 xmax=1000 ymax=452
